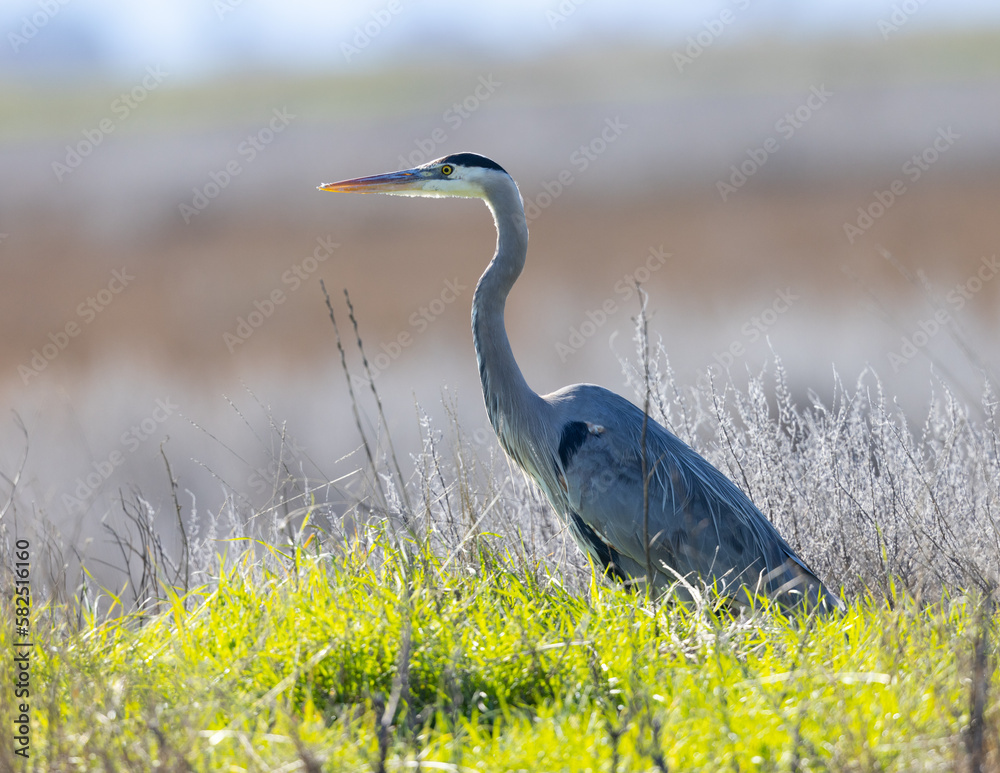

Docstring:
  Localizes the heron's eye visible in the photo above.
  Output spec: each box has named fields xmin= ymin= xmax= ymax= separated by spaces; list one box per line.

xmin=440 ymin=164 xmax=454 ymax=176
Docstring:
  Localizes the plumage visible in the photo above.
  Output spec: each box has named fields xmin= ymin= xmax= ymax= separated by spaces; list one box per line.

xmin=319 ymin=152 xmax=841 ymax=613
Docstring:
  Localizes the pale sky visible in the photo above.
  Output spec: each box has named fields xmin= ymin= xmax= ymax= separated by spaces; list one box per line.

xmin=4 ymin=0 xmax=1000 ymax=81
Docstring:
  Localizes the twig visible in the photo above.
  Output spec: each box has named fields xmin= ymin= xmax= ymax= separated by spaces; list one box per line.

xmin=0 ymin=411 xmax=29 ymax=523
xmin=320 ymin=280 xmax=388 ymax=512
xmin=636 ymin=284 xmax=654 ymax=591
xmin=343 ymin=288 xmax=413 ymax=522
xmin=966 ymin=590 xmax=995 ymax=773
xmin=160 ymin=440 xmax=189 ymax=592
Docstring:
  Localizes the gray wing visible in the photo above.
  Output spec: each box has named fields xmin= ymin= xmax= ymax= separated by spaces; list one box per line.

xmin=550 ymin=385 xmax=839 ymax=612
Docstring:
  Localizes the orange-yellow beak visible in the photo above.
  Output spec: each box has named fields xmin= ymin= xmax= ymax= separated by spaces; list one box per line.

xmin=317 ymin=169 xmax=422 ymax=194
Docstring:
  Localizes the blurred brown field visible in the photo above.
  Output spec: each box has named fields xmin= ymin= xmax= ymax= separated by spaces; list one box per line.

xmin=2 ymin=38 xmax=1000 ymax=554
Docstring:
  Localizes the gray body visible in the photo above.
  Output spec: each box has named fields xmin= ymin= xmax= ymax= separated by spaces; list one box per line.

xmin=321 ymin=152 xmax=840 ymax=612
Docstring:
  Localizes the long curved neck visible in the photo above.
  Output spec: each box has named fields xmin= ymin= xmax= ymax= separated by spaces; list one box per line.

xmin=472 ymin=177 xmax=545 ymax=455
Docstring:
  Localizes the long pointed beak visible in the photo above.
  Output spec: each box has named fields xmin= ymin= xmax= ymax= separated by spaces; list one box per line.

xmin=317 ymin=169 xmax=421 ymax=194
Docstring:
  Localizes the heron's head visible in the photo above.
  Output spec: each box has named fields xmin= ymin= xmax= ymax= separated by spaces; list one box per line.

xmin=318 ymin=152 xmax=510 ymax=200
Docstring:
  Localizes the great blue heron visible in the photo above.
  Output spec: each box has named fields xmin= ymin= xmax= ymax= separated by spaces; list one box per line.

xmin=320 ymin=152 xmax=840 ymax=613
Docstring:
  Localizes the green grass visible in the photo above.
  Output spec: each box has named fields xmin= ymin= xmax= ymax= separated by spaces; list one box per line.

xmin=2 ymin=528 xmax=994 ymax=772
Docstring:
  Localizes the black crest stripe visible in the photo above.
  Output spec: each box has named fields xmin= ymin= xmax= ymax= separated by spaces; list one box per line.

xmin=440 ymin=153 xmax=508 ymax=174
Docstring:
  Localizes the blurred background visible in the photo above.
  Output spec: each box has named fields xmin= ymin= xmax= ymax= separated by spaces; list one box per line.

xmin=2 ymin=1 xmax=1000 ymax=584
